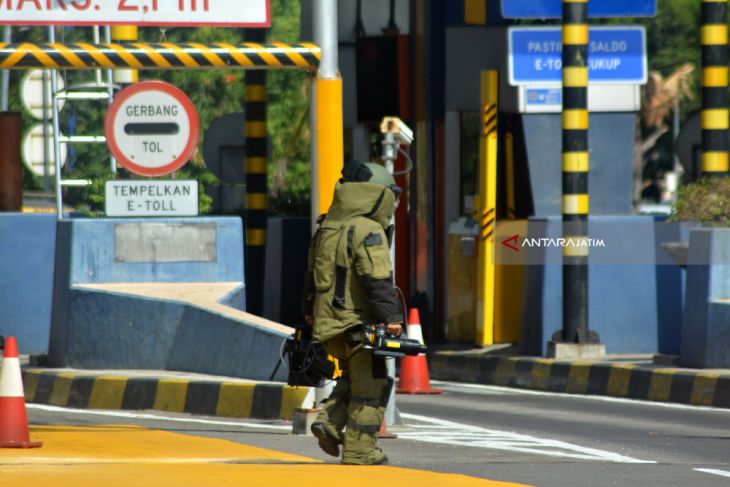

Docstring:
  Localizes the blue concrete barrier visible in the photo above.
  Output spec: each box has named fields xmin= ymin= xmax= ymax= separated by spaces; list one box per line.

xmin=520 ymin=216 xmax=686 ymax=355
xmin=0 ymin=213 xmax=56 ymax=354
xmin=681 ymin=228 xmax=730 ymax=368
xmin=47 ymin=217 xmax=291 ymax=381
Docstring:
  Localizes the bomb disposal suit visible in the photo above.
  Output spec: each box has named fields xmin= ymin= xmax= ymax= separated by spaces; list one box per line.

xmin=302 ymin=161 xmax=403 ymax=465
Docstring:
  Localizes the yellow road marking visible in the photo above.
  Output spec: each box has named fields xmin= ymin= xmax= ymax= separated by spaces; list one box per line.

xmin=1 ymin=425 xmax=530 ymax=487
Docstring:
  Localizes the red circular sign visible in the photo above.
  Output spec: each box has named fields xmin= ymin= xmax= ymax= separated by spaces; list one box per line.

xmin=104 ymin=80 xmax=199 ymax=177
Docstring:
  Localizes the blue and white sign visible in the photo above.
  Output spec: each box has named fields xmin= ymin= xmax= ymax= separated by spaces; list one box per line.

xmin=508 ymin=26 xmax=647 ymax=86
xmin=525 ymin=88 xmax=562 ymax=106
xmin=502 ymin=0 xmax=656 ymax=19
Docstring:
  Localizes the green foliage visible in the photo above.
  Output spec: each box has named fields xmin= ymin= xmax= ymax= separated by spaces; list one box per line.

xmin=267 ymin=0 xmax=311 ymax=215
xmin=670 ymin=177 xmax=730 ymax=226
xmin=644 ymin=0 xmax=703 ymax=117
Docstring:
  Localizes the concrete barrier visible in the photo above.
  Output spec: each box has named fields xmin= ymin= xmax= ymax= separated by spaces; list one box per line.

xmin=0 ymin=213 xmax=56 ymax=354
xmin=48 ymin=217 xmax=292 ymax=382
xmin=519 ymin=216 xmax=686 ymax=355
xmin=430 ymin=352 xmax=730 ymax=408
xmin=22 ymin=368 xmax=309 ymax=420
xmin=681 ymin=228 xmax=730 ymax=368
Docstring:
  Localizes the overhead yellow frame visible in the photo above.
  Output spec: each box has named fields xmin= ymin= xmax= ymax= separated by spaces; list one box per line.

xmin=0 ymin=42 xmax=320 ymax=70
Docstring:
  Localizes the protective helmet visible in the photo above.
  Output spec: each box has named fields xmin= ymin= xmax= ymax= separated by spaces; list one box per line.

xmin=341 ymin=160 xmax=401 ymax=200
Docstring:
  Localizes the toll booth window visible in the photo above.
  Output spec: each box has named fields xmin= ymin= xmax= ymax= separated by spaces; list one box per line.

xmin=460 ymin=112 xmax=480 ymax=216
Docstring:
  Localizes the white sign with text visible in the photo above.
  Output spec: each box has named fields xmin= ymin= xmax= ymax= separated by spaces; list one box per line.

xmin=105 ymin=180 xmax=198 ymax=217
xmin=0 ymin=0 xmax=269 ymax=27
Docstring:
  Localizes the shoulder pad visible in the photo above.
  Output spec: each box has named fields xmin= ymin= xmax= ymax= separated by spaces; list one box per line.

xmin=364 ymin=232 xmax=383 ymax=247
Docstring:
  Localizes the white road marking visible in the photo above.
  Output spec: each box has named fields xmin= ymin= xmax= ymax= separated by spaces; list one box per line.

xmin=400 ymin=412 xmax=655 ymax=464
xmin=431 ymin=380 xmax=730 ymax=413
xmin=694 ymin=468 xmax=730 ymax=479
xmin=26 ymin=403 xmax=290 ymax=430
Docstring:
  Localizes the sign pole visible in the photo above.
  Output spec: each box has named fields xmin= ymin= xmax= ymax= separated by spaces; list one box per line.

xmin=48 ymin=26 xmax=64 ymax=220
xmin=558 ymin=0 xmax=597 ymax=348
xmin=244 ymin=28 xmax=269 ymax=316
xmin=310 ymin=0 xmax=342 ymax=409
xmin=1 ymin=26 xmax=9 ymax=111
xmin=310 ymin=0 xmax=343 ymax=225
xmin=700 ymin=0 xmax=729 ymax=176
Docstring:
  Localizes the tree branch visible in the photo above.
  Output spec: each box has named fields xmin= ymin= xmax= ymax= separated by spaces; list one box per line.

xmin=640 ymin=126 xmax=669 ymax=155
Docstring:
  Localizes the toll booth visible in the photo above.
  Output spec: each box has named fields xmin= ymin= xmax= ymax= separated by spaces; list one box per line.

xmin=299 ymin=0 xmax=678 ymax=354
xmin=442 ymin=26 xmax=640 ymax=344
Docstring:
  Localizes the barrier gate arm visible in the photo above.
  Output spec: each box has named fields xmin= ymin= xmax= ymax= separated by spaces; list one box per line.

xmin=0 ymin=42 xmax=320 ymax=70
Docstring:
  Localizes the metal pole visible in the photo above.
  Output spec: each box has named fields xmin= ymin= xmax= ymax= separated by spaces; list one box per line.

xmin=700 ymin=0 xmax=729 ymax=176
xmin=92 ymin=26 xmax=102 ymax=85
xmin=42 ymin=70 xmax=51 ymax=192
xmin=1 ymin=26 xmax=10 ymax=111
xmin=310 ymin=0 xmax=342 ymax=412
xmin=382 ymin=132 xmax=398 ymax=273
xmin=49 ymin=27 xmax=64 ymax=220
xmin=311 ymin=0 xmax=343 ymax=222
xmin=381 ymin=131 xmax=402 ymax=427
xmin=104 ymin=26 xmax=117 ymax=173
xmin=313 ymin=0 xmax=338 ymax=78
xmin=560 ymin=0 xmax=591 ymax=343
xmin=244 ymin=28 xmax=269 ymax=317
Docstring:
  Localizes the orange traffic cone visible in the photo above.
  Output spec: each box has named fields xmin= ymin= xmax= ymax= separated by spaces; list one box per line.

xmin=396 ymin=309 xmax=443 ymax=395
xmin=0 ymin=337 xmax=42 ymax=448
xmin=377 ymin=418 xmax=397 ymax=439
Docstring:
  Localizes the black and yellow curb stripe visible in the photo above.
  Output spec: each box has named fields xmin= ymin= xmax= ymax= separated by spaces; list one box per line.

xmin=701 ymin=0 xmax=730 ymax=175
xmin=22 ymin=369 xmax=310 ymax=420
xmin=430 ymin=354 xmax=730 ymax=408
xmin=0 ymin=42 xmax=320 ymax=71
xmin=561 ymin=0 xmax=589 ymax=342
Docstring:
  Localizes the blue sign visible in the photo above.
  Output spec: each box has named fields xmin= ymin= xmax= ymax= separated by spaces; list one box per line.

xmin=526 ymin=88 xmax=562 ymax=106
xmin=502 ymin=0 xmax=656 ymax=18
xmin=508 ymin=27 xmax=647 ymax=85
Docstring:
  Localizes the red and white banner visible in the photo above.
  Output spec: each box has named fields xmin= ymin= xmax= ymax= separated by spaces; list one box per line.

xmin=0 ymin=0 xmax=270 ymax=27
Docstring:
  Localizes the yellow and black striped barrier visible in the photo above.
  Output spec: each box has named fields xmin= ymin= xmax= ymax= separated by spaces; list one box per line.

xmin=244 ymin=29 xmax=268 ymax=315
xmin=22 ymin=368 xmax=309 ymax=420
xmin=560 ymin=0 xmax=590 ymax=344
xmin=701 ymin=0 xmax=729 ymax=176
xmin=430 ymin=353 xmax=730 ymax=408
xmin=475 ymin=70 xmax=498 ymax=347
xmin=0 ymin=42 xmax=320 ymax=71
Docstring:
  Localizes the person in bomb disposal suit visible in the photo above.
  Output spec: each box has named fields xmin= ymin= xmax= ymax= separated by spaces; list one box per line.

xmin=301 ymin=160 xmax=404 ymax=465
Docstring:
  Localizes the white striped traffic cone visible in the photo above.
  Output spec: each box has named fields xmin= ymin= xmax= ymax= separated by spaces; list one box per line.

xmin=396 ymin=309 xmax=442 ymax=394
xmin=0 ymin=337 xmax=42 ymax=448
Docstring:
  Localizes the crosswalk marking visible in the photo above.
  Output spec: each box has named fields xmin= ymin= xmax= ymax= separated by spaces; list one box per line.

xmin=400 ymin=413 xmax=655 ymax=464
xmin=694 ymin=468 xmax=730 ymax=479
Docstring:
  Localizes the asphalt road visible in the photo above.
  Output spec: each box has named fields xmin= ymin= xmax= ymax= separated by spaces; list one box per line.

xmin=24 ymin=380 xmax=730 ymax=487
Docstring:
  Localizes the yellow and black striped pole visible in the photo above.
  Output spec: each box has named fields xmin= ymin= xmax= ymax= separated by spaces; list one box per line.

xmin=244 ymin=29 xmax=268 ymax=315
xmin=561 ymin=0 xmax=590 ymax=343
xmin=701 ymin=0 xmax=729 ymax=176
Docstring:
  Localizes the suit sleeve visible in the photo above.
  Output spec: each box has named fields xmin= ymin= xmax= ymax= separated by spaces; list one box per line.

xmin=300 ymin=233 xmax=317 ymax=317
xmin=353 ymin=227 xmax=404 ymax=324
